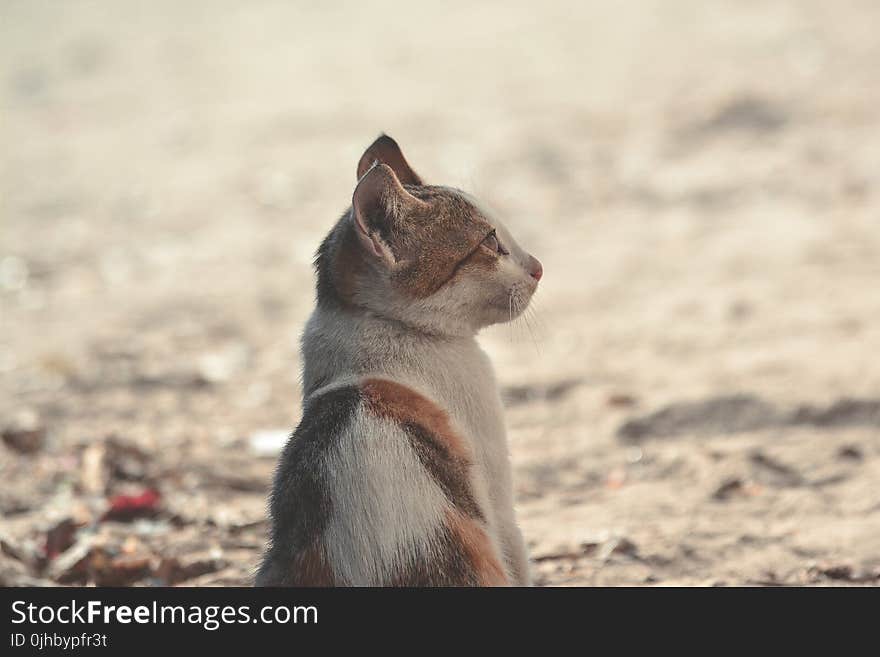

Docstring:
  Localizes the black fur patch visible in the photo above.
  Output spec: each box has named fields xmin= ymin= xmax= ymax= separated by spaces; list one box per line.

xmin=391 ymin=524 xmax=480 ymax=587
xmin=400 ymin=421 xmax=484 ymax=521
xmin=313 ymin=214 xmax=348 ymax=308
xmin=255 ymin=385 xmax=362 ymax=586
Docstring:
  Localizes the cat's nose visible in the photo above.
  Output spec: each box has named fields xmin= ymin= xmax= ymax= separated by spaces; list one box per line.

xmin=528 ymin=256 xmax=543 ymax=282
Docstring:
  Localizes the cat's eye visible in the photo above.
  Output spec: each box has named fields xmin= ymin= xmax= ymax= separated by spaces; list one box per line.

xmin=481 ymin=231 xmax=507 ymax=255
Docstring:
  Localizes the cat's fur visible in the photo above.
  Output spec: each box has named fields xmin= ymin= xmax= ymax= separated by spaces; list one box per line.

xmin=256 ymin=135 xmax=542 ymax=586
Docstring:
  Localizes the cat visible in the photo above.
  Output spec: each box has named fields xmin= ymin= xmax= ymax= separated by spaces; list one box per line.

xmin=256 ymin=135 xmax=543 ymax=586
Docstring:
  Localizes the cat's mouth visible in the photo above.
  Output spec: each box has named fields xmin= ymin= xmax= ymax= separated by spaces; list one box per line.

xmin=490 ymin=281 xmax=536 ymax=323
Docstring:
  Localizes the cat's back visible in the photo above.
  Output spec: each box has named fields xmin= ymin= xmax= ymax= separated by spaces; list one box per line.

xmin=255 ymin=374 xmax=508 ymax=587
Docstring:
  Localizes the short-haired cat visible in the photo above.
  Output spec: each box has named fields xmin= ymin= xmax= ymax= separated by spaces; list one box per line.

xmin=256 ymin=135 xmax=543 ymax=586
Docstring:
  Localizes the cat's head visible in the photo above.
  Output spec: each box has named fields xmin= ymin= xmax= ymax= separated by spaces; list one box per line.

xmin=316 ymin=134 xmax=542 ymax=336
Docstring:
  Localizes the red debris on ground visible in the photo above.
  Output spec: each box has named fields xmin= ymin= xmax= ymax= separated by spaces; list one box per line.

xmin=101 ymin=489 xmax=162 ymax=522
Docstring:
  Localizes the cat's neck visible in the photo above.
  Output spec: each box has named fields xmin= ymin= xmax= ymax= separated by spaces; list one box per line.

xmin=301 ymin=301 xmax=480 ymax=399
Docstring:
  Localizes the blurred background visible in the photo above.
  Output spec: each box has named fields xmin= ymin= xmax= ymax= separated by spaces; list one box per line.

xmin=2 ymin=0 xmax=879 ymax=586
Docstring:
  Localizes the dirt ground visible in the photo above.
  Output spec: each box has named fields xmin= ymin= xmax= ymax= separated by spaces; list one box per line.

xmin=2 ymin=1 xmax=879 ymax=586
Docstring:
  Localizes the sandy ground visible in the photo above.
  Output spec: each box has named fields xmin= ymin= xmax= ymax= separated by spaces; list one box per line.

xmin=2 ymin=0 xmax=879 ymax=586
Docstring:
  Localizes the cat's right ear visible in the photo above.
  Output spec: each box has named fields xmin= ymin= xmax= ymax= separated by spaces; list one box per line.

xmin=352 ymin=163 xmax=423 ymax=265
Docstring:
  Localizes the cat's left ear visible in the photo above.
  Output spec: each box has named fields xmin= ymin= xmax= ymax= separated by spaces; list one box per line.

xmin=357 ymin=134 xmax=423 ymax=186
xmin=352 ymin=162 xmax=423 ymax=265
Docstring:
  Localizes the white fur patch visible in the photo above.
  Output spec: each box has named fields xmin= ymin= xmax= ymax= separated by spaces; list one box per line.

xmin=322 ymin=412 xmax=450 ymax=586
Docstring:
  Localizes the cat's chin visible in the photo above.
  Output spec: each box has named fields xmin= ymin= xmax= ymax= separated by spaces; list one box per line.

xmin=483 ymin=292 xmax=533 ymax=325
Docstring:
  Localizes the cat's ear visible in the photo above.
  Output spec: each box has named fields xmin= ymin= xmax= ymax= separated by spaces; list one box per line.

xmin=352 ymin=162 xmax=423 ymax=264
xmin=357 ymin=134 xmax=423 ymax=186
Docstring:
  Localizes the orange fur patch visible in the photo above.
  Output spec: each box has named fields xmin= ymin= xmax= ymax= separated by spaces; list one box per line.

xmin=361 ymin=378 xmax=468 ymax=459
xmin=291 ymin=543 xmax=335 ymax=586
xmin=444 ymin=509 xmax=509 ymax=586
xmin=361 ymin=377 xmax=485 ymax=520
xmin=389 ymin=185 xmax=493 ymax=299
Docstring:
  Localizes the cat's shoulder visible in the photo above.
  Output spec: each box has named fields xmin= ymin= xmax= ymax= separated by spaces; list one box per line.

xmin=291 ymin=376 xmax=469 ymax=460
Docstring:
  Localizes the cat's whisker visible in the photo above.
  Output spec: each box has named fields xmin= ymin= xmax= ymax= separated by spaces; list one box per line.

xmin=509 ymin=290 xmax=522 ymax=341
xmin=507 ymin=288 xmax=534 ymax=349
xmin=525 ymin=300 xmax=547 ymax=337
xmin=509 ymin=293 xmax=520 ymax=342
xmin=522 ymin=305 xmax=541 ymax=355
xmin=523 ymin=291 xmax=548 ymax=340
xmin=503 ymin=286 xmax=543 ymax=353
xmin=507 ymin=290 xmax=515 ymax=343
